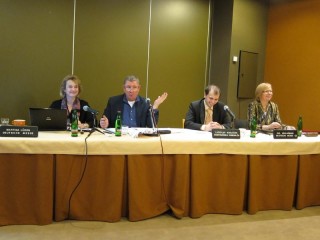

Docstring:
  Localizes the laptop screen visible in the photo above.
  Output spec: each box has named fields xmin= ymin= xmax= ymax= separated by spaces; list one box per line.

xmin=29 ymin=108 xmax=67 ymax=131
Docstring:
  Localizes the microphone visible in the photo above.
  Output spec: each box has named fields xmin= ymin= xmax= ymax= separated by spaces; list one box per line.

xmin=145 ymin=97 xmax=157 ymax=131
xmin=224 ymin=105 xmax=236 ymax=119
xmin=146 ymin=98 xmax=152 ymax=107
xmin=83 ymin=105 xmax=99 ymax=115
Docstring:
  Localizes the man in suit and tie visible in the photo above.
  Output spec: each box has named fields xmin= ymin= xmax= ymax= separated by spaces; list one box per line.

xmin=184 ymin=84 xmax=231 ymax=131
xmin=100 ymin=75 xmax=168 ymax=128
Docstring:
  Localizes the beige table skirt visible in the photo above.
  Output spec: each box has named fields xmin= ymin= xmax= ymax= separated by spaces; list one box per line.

xmin=1 ymin=153 xmax=320 ymax=226
xmin=0 ymin=154 xmax=54 ymax=226
xmin=52 ymin=154 xmax=301 ymax=222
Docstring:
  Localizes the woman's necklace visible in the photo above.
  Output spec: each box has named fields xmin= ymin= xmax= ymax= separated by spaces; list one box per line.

xmin=67 ymin=104 xmax=73 ymax=112
xmin=261 ymin=101 xmax=268 ymax=112
xmin=262 ymin=105 xmax=267 ymax=112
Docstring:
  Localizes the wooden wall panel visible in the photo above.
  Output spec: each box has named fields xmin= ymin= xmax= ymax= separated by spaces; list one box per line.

xmin=265 ymin=1 xmax=320 ymax=130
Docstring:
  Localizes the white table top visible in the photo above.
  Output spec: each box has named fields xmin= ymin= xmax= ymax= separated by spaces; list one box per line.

xmin=1 ymin=128 xmax=320 ymax=155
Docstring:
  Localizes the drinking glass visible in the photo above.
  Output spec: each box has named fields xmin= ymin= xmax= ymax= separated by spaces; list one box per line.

xmin=1 ymin=117 xmax=9 ymax=125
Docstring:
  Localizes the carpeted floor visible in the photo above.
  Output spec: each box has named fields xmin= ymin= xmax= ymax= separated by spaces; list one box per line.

xmin=1 ymin=207 xmax=320 ymax=240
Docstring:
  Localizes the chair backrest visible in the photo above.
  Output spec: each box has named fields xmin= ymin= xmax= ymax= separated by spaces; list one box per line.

xmin=234 ymin=119 xmax=248 ymax=129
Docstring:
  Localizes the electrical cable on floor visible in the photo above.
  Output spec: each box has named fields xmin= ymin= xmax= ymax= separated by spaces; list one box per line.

xmin=67 ymin=130 xmax=93 ymax=219
xmin=159 ymin=132 xmax=169 ymax=207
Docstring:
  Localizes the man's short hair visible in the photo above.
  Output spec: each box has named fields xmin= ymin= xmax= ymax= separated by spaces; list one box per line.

xmin=204 ymin=84 xmax=220 ymax=96
xmin=123 ymin=75 xmax=140 ymax=85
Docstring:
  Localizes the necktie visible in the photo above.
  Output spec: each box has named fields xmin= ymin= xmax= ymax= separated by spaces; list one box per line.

xmin=205 ymin=108 xmax=212 ymax=125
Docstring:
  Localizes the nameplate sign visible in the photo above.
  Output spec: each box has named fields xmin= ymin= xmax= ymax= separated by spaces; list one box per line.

xmin=0 ymin=126 xmax=38 ymax=137
xmin=212 ymin=129 xmax=240 ymax=139
xmin=273 ymin=130 xmax=297 ymax=139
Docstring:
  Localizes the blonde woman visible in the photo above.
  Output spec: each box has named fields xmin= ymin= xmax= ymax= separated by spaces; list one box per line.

xmin=50 ymin=75 xmax=95 ymax=128
xmin=247 ymin=83 xmax=282 ymax=131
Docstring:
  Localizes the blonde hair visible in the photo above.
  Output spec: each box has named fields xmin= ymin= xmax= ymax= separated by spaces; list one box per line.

xmin=255 ymin=82 xmax=272 ymax=100
xmin=59 ymin=75 xmax=82 ymax=98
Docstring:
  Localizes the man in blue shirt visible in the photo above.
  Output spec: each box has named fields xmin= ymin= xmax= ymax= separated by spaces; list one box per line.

xmin=100 ymin=75 xmax=168 ymax=128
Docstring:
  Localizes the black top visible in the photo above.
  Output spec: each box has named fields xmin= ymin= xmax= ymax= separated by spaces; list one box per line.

xmin=184 ymin=98 xmax=231 ymax=130
xmin=49 ymin=99 xmax=96 ymax=128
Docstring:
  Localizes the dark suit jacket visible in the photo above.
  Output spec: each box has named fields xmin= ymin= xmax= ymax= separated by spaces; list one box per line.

xmin=49 ymin=99 xmax=95 ymax=127
xmin=102 ymin=94 xmax=159 ymax=128
xmin=184 ymin=98 xmax=231 ymax=130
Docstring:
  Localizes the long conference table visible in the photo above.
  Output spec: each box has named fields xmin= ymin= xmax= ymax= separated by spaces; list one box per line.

xmin=1 ymin=128 xmax=320 ymax=226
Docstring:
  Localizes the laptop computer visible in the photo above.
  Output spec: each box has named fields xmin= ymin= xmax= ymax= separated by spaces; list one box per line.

xmin=29 ymin=108 xmax=67 ymax=131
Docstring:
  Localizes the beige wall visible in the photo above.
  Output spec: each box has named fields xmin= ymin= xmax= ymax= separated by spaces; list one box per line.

xmin=265 ymin=0 xmax=320 ymax=129
xmin=2 ymin=0 xmax=316 ymax=130
xmin=229 ymin=0 xmax=268 ymax=119
xmin=209 ymin=0 xmax=268 ymax=120
xmin=0 ymin=0 xmax=210 ymax=128
xmin=0 ymin=1 xmax=73 ymax=121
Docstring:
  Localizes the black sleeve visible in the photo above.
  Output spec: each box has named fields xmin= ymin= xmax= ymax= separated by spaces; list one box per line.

xmin=79 ymin=100 xmax=96 ymax=128
xmin=184 ymin=102 xmax=202 ymax=130
xmin=49 ymin=100 xmax=62 ymax=109
xmin=103 ymin=96 xmax=121 ymax=128
xmin=215 ymin=102 xmax=232 ymax=129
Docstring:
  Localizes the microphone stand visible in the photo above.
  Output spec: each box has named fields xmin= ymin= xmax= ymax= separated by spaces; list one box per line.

xmin=144 ymin=102 xmax=159 ymax=137
xmin=231 ymin=117 xmax=235 ymax=129
xmin=89 ymin=112 xmax=104 ymax=135
xmin=224 ymin=106 xmax=236 ymax=129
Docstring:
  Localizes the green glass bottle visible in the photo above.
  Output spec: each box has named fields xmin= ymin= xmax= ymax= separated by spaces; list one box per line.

xmin=115 ymin=111 xmax=122 ymax=137
xmin=250 ymin=116 xmax=257 ymax=138
xmin=297 ymin=115 xmax=303 ymax=137
xmin=71 ymin=109 xmax=78 ymax=137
